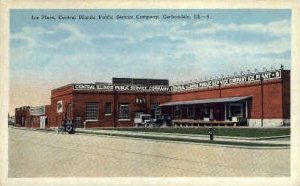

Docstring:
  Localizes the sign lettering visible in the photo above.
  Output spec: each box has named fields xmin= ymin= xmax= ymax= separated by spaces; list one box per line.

xmin=73 ymin=70 xmax=282 ymax=92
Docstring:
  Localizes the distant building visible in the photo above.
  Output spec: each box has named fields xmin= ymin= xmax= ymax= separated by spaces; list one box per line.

xmin=8 ymin=114 xmax=15 ymax=125
xmin=15 ymin=105 xmax=50 ymax=128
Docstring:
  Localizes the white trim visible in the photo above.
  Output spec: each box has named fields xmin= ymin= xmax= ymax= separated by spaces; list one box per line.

xmin=118 ymin=119 xmax=131 ymax=121
xmin=245 ymin=101 xmax=248 ymax=118
xmin=85 ymin=120 xmax=99 ymax=122
xmin=248 ymin=119 xmax=290 ymax=127
xmin=105 ymin=114 xmax=112 ymax=116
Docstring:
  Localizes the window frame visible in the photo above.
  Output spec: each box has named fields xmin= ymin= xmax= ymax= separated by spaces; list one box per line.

xmin=104 ymin=102 xmax=112 ymax=116
xmin=187 ymin=105 xmax=194 ymax=118
xmin=86 ymin=102 xmax=99 ymax=121
xmin=173 ymin=105 xmax=180 ymax=118
xmin=118 ymin=103 xmax=130 ymax=121
xmin=228 ymin=103 xmax=244 ymax=118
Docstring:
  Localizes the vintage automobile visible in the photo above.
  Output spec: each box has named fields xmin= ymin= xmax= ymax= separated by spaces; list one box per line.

xmin=58 ymin=120 xmax=74 ymax=134
xmin=154 ymin=114 xmax=172 ymax=127
xmin=134 ymin=112 xmax=173 ymax=128
xmin=134 ymin=113 xmax=153 ymax=127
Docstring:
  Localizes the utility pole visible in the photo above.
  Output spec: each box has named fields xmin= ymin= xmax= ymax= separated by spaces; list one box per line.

xmin=260 ymin=75 xmax=264 ymax=127
xmin=219 ymin=81 xmax=221 ymax=98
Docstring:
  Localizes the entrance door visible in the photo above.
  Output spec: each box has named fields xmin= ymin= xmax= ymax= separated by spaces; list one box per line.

xmin=40 ymin=116 xmax=46 ymax=128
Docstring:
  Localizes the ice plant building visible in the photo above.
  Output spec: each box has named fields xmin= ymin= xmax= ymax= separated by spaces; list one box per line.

xmin=48 ymin=78 xmax=172 ymax=128
xmin=15 ymin=67 xmax=290 ymax=128
xmin=161 ymin=68 xmax=290 ymax=127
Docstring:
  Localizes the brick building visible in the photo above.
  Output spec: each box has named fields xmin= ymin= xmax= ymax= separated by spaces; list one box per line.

xmin=48 ymin=78 xmax=172 ymax=128
xmin=15 ymin=105 xmax=50 ymax=128
xmin=15 ymin=68 xmax=290 ymax=128
xmin=161 ymin=69 xmax=290 ymax=127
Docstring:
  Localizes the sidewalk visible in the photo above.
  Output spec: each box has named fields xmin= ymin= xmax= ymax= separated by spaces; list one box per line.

xmin=75 ymin=128 xmax=290 ymax=146
xmin=14 ymin=127 xmax=290 ymax=147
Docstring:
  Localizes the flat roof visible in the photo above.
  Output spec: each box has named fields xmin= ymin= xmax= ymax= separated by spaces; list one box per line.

xmin=159 ymin=96 xmax=251 ymax=106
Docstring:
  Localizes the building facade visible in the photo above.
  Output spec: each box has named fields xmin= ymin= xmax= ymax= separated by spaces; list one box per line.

xmin=15 ymin=105 xmax=50 ymax=128
xmin=48 ymin=78 xmax=172 ymax=128
xmin=15 ymin=68 xmax=290 ymax=128
xmin=161 ymin=69 xmax=290 ymax=127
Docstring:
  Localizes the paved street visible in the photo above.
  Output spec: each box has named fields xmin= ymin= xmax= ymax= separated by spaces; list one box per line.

xmin=9 ymin=128 xmax=290 ymax=177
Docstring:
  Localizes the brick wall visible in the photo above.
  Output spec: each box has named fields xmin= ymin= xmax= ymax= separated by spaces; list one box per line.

xmin=49 ymin=86 xmax=172 ymax=128
xmin=15 ymin=106 xmax=45 ymax=128
xmin=45 ymin=71 xmax=290 ymax=128
xmin=49 ymin=85 xmax=73 ymax=128
xmin=282 ymin=70 xmax=290 ymax=119
xmin=15 ymin=106 xmax=30 ymax=127
xmin=171 ymin=79 xmax=284 ymax=119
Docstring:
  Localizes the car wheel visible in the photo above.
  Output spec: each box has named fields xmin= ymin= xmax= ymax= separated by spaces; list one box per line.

xmin=65 ymin=125 xmax=73 ymax=133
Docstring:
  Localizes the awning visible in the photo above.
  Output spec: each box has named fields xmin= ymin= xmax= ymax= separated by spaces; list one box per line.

xmin=159 ymin=96 xmax=251 ymax=106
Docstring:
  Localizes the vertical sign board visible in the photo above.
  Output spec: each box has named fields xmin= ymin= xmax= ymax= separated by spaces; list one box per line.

xmin=40 ymin=116 xmax=47 ymax=128
xmin=57 ymin=100 xmax=63 ymax=113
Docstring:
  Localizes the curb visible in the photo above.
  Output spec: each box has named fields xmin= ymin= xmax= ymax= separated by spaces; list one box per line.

xmin=74 ymin=129 xmax=290 ymax=147
xmin=75 ymin=128 xmax=290 ymax=144
xmin=11 ymin=127 xmax=290 ymax=147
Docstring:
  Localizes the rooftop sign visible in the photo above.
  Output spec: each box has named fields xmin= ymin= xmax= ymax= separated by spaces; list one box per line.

xmin=73 ymin=84 xmax=171 ymax=92
xmin=73 ymin=70 xmax=282 ymax=92
xmin=172 ymin=70 xmax=282 ymax=91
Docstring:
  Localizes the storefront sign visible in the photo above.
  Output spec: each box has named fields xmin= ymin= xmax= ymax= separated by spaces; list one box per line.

xmin=73 ymin=84 xmax=170 ymax=92
xmin=172 ymin=70 xmax=281 ymax=91
xmin=30 ymin=106 xmax=45 ymax=115
xmin=73 ymin=70 xmax=282 ymax=92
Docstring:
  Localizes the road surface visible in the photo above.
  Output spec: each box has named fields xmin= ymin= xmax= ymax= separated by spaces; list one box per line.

xmin=8 ymin=128 xmax=290 ymax=177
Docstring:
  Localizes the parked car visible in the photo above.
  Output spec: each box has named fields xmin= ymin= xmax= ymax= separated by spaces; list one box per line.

xmin=134 ymin=114 xmax=153 ymax=127
xmin=154 ymin=115 xmax=172 ymax=127
xmin=58 ymin=120 xmax=75 ymax=134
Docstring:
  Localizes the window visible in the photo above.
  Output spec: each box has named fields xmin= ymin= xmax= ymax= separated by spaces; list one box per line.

xmin=154 ymin=107 xmax=161 ymax=118
xmin=119 ymin=103 xmax=130 ymax=119
xmin=173 ymin=105 xmax=180 ymax=118
xmin=187 ymin=105 xmax=194 ymax=118
xmin=151 ymin=103 xmax=161 ymax=118
xmin=86 ymin=103 xmax=98 ymax=120
xmin=202 ymin=105 xmax=210 ymax=118
xmin=229 ymin=103 xmax=243 ymax=117
xmin=104 ymin=102 xmax=112 ymax=115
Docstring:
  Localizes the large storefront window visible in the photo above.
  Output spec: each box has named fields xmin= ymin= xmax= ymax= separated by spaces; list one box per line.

xmin=229 ymin=103 xmax=243 ymax=117
xmin=86 ymin=103 xmax=98 ymax=120
xmin=187 ymin=105 xmax=194 ymax=118
xmin=202 ymin=105 xmax=214 ymax=120
xmin=202 ymin=105 xmax=210 ymax=118
xmin=119 ymin=103 xmax=130 ymax=119
xmin=173 ymin=105 xmax=180 ymax=118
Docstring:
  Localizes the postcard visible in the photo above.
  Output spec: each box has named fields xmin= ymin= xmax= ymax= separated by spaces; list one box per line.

xmin=1 ymin=1 xmax=300 ymax=186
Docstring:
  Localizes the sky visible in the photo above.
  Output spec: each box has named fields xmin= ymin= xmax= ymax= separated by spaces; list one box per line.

xmin=9 ymin=9 xmax=291 ymax=115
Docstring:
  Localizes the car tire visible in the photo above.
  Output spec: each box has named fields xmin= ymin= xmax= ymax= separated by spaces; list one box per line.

xmin=65 ymin=125 xmax=73 ymax=133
